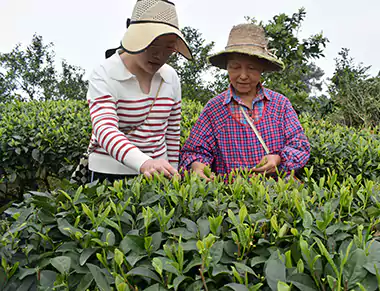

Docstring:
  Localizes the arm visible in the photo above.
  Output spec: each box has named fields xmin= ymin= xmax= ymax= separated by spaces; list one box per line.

xmin=165 ymin=76 xmax=181 ymax=170
xmin=179 ymin=105 xmax=217 ymax=172
xmin=278 ymin=98 xmax=310 ymax=171
xmin=88 ymin=70 xmax=152 ymax=172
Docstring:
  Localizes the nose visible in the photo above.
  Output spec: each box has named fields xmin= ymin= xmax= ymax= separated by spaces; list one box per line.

xmin=239 ymin=69 xmax=249 ymax=80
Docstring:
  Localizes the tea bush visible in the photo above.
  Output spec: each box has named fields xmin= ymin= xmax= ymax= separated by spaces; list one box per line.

xmin=0 ymin=172 xmax=380 ymax=290
xmin=1 ymin=100 xmax=379 ymax=200
xmin=0 ymin=100 xmax=91 ymax=199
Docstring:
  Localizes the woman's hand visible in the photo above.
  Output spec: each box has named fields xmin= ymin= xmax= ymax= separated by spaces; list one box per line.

xmin=191 ymin=161 xmax=214 ymax=181
xmin=252 ymin=154 xmax=281 ymax=174
xmin=140 ymin=159 xmax=178 ymax=179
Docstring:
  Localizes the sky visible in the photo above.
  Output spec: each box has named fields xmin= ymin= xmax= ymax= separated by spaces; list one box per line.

xmin=0 ymin=0 xmax=379 ymax=85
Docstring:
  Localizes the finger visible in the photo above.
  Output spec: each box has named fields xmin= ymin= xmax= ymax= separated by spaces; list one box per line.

xmin=267 ymin=166 xmax=278 ymax=174
xmin=154 ymin=164 xmax=173 ymax=178
xmin=196 ymin=170 xmax=210 ymax=181
xmin=143 ymin=171 xmax=152 ymax=180
xmin=163 ymin=163 xmax=179 ymax=177
xmin=252 ymin=163 xmax=273 ymax=172
xmin=161 ymin=168 xmax=172 ymax=178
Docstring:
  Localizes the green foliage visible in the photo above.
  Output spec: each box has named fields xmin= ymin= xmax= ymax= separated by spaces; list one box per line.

xmin=1 ymin=99 xmax=379 ymax=201
xmin=0 ymin=100 xmax=91 ymax=199
xmin=328 ymin=48 xmax=380 ymax=127
xmin=1 ymin=172 xmax=380 ymax=290
xmin=169 ymin=9 xmax=328 ymax=110
xmin=303 ymin=117 xmax=380 ymax=181
xmin=168 ymin=27 xmax=229 ymax=104
xmin=247 ymin=8 xmax=329 ymax=113
xmin=0 ymin=34 xmax=87 ymax=102
xmin=167 ymin=9 xmax=330 ymax=111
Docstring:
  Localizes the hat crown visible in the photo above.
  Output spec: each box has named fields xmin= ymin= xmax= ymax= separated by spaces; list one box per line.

xmin=226 ymin=24 xmax=268 ymax=49
xmin=131 ymin=0 xmax=179 ymax=28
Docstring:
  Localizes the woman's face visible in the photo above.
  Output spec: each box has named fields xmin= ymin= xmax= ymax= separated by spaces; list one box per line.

xmin=227 ymin=54 xmax=265 ymax=96
xmin=136 ymin=34 xmax=178 ymax=75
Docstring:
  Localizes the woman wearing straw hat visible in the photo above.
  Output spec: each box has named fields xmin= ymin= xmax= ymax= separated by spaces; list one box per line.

xmin=85 ymin=0 xmax=192 ymax=182
xmin=179 ymin=23 xmax=310 ymax=179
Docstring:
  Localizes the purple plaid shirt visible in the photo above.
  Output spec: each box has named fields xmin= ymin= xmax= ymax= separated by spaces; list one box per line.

xmin=179 ymin=86 xmax=310 ymax=175
xmin=229 ymin=84 xmax=267 ymax=123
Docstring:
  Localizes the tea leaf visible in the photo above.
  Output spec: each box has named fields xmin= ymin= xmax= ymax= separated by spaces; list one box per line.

xmin=251 ymin=256 xmax=267 ymax=268
xmin=39 ymin=270 xmax=57 ymax=289
xmin=57 ymin=218 xmax=82 ymax=237
xmin=277 ymin=281 xmax=291 ymax=291
xmin=114 ymin=248 xmax=124 ymax=267
xmin=208 ymin=215 xmax=223 ymax=236
xmin=152 ymin=257 xmax=163 ymax=277
xmin=239 ymin=205 xmax=248 ymax=224
xmin=363 ymin=240 xmax=380 ymax=274
xmin=119 ymin=235 xmax=145 ymax=255
xmin=181 ymin=217 xmax=198 ymax=234
xmin=183 ymin=256 xmax=202 ymax=273
xmin=233 ymin=262 xmax=257 ymax=276
xmin=104 ymin=217 xmax=123 ymax=237
xmin=265 ymin=253 xmax=286 ymax=291
xmin=197 ymin=218 xmax=210 ymax=239
xmin=173 ymin=275 xmax=191 ymax=291
xmin=125 ymin=253 xmax=146 ymax=268
xmin=303 ymin=211 xmax=313 ymax=228
xmin=224 ymin=283 xmax=249 ymax=291
xmin=212 ymin=264 xmax=231 ymax=276
xmin=231 ymin=266 xmax=244 ymax=284
xmin=50 ymin=256 xmax=71 ymax=274
xmin=143 ymin=283 xmax=169 ymax=291
xmin=249 ymin=283 xmax=264 ymax=291
xmin=210 ymin=241 xmax=224 ymax=264
xmin=314 ymin=237 xmax=339 ymax=277
xmin=166 ymin=227 xmax=196 ymax=240
xmin=76 ymin=273 xmax=94 ymax=291
xmin=343 ymin=249 xmax=368 ymax=289
xmin=270 ymin=215 xmax=279 ymax=232
xmin=127 ymin=267 xmax=161 ymax=283
xmin=87 ymin=263 xmax=112 ymax=291
xmin=288 ymin=273 xmax=318 ymax=291
xmin=18 ymin=267 xmax=36 ymax=280
xmin=78 ymin=250 xmax=96 ymax=267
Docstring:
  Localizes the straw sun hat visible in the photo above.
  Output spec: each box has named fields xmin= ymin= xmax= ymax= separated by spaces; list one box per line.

xmin=115 ymin=0 xmax=192 ymax=60
xmin=208 ymin=23 xmax=284 ymax=72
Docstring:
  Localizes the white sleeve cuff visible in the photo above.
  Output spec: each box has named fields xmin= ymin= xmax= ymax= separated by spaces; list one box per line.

xmin=123 ymin=148 xmax=152 ymax=173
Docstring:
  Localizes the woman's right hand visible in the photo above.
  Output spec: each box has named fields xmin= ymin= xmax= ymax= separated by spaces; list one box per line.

xmin=140 ymin=159 xmax=178 ymax=179
xmin=191 ymin=161 xmax=214 ymax=181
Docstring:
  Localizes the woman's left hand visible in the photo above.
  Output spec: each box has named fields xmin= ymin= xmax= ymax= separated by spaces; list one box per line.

xmin=252 ymin=154 xmax=281 ymax=174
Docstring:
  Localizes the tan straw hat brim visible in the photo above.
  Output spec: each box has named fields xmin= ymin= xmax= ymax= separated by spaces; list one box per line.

xmin=208 ymin=47 xmax=284 ymax=72
xmin=121 ymin=22 xmax=192 ymax=60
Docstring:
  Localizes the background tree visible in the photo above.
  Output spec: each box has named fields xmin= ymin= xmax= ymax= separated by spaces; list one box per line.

xmin=169 ymin=9 xmax=328 ymax=111
xmin=247 ymin=8 xmax=329 ymax=113
xmin=0 ymin=34 xmax=87 ymax=103
xmin=168 ymin=27 xmax=229 ymax=104
xmin=328 ymin=48 xmax=380 ymax=127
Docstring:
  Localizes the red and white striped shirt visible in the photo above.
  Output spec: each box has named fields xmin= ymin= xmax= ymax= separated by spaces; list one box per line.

xmin=87 ymin=52 xmax=181 ymax=175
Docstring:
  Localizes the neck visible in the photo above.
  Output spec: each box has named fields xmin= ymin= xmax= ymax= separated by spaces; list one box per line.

xmin=121 ymin=52 xmax=153 ymax=83
xmin=234 ymin=87 xmax=258 ymax=109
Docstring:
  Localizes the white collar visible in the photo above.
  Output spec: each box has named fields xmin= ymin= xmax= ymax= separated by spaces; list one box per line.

xmin=107 ymin=52 xmax=172 ymax=83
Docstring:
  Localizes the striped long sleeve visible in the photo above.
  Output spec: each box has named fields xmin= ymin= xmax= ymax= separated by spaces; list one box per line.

xmin=87 ymin=70 xmax=151 ymax=172
xmin=166 ymin=78 xmax=181 ymax=169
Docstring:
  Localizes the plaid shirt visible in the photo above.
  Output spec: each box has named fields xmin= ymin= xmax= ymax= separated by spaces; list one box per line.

xmin=229 ymin=84 xmax=267 ymax=123
xmin=179 ymin=86 xmax=310 ymax=175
